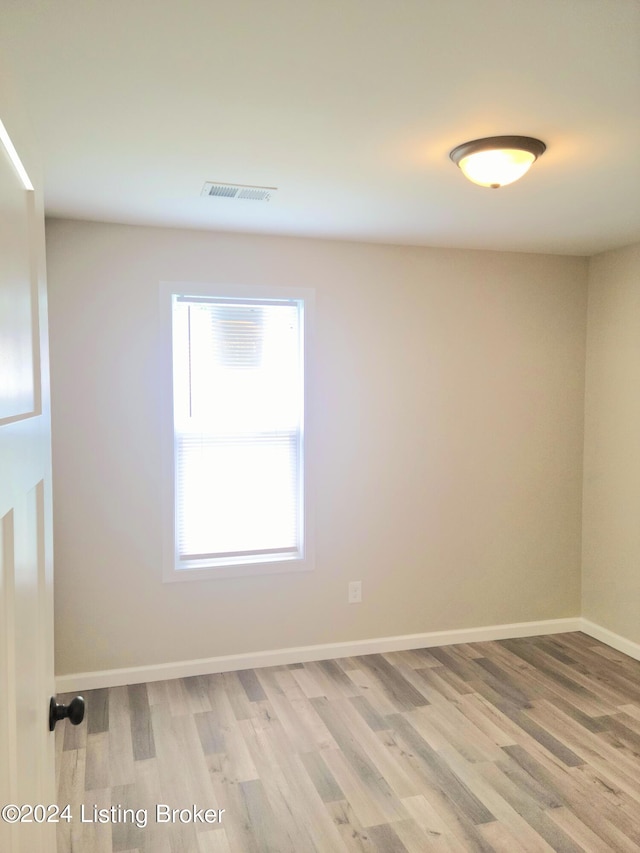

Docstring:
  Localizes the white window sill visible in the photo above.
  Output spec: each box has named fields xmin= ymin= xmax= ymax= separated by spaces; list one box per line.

xmin=162 ymin=555 xmax=314 ymax=582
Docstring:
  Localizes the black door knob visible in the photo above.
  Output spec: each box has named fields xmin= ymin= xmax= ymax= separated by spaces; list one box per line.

xmin=49 ymin=696 xmax=85 ymax=731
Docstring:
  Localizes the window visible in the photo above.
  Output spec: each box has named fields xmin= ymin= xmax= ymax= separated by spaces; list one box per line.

xmin=162 ymin=282 xmax=314 ymax=581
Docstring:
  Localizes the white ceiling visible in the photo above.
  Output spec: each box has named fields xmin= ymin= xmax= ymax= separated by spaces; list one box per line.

xmin=1 ymin=0 xmax=639 ymax=255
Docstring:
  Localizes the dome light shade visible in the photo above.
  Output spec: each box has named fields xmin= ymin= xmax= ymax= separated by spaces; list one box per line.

xmin=450 ymin=136 xmax=546 ymax=188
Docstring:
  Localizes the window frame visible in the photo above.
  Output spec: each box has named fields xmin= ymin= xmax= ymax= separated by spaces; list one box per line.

xmin=160 ymin=280 xmax=315 ymax=582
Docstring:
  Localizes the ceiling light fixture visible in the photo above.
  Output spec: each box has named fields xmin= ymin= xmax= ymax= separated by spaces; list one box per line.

xmin=449 ymin=135 xmax=546 ymax=189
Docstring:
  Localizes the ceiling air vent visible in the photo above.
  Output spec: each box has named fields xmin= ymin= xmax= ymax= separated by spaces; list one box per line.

xmin=201 ymin=182 xmax=276 ymax=202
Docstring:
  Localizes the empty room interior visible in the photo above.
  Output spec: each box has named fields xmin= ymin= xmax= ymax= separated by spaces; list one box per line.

xmin=1 ymin=1 xmax=640 ymax=851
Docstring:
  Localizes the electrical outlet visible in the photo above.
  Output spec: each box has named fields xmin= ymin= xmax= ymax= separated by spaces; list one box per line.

xmin=348 ymin=581 xmax=362 ymax=604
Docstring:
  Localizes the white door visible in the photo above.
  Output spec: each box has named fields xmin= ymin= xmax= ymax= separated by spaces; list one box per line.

xmin=0 ymin=82 xmax=57 ymax=852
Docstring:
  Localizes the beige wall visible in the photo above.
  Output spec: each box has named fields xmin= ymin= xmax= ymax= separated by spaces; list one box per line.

xmin=582 ymin=243 xmax=640 ymax=643
xmin=45 ymin=219 xmax=587 ymax=676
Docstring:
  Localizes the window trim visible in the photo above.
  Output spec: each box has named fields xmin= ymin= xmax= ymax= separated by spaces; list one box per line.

xmin=160 ymin=280 xmax=315 ymax=582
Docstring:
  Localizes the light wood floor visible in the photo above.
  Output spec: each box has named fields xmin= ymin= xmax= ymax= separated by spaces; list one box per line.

xmin=56 ymin=632 xmax=640 ymax=852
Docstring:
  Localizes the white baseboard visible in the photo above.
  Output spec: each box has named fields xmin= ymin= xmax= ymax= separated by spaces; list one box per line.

xmin=55 ymin=616 xmax=581 ymax=693
xmin=579 ymin=618 xmax=640 ymax=663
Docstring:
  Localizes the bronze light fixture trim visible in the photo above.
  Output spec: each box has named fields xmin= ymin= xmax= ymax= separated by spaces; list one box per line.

xmin=450 ymin=135 xmax=547 ymax=188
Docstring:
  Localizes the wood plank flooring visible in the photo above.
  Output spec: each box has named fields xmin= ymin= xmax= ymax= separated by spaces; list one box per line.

xmin=55 ymin=632 xmax=640 ymax=852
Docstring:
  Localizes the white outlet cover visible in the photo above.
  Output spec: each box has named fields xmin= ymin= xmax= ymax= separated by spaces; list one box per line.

xmin=348 ymin=581 xmax=362 ymax=603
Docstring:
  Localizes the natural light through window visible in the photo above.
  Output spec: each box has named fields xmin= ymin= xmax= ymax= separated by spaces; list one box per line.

xmin=167 ymin=287 xmax=312 ymax=578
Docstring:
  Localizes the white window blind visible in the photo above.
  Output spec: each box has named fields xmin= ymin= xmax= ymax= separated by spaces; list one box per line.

xmin=171 ymin=295 xmax=305 ymax=568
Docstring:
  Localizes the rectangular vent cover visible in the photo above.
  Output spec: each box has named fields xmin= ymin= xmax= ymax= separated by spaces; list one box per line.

xmin=201 ymin=182 xmax=276 ymax=202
